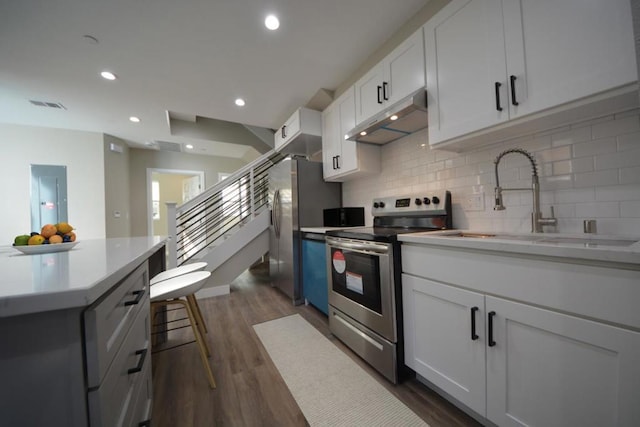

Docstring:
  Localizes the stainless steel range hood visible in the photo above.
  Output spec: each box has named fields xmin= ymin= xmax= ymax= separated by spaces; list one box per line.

xmin=346 ymin=89 xmax=427 ymax=145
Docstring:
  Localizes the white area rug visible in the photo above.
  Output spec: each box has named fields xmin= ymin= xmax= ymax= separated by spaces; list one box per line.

xmin=253 ymin=314 xmax=429 ymax=426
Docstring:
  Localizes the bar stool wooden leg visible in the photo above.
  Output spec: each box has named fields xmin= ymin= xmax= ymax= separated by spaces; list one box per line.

xmin=186 ymin=294 xmax=210 ymax=357
xmin=151 ymin=299 xmax=216 ymax=389
xmin=190 ymin=295 xmax=208 ymax=334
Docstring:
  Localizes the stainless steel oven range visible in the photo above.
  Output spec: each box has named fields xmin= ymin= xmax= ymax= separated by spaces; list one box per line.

xmin=325 ymin=191 xmax=452 ymax=383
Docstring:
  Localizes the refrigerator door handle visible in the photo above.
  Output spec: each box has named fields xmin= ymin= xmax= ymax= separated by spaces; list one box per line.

xmin=273 ymin=189 xmax=281 ymax=238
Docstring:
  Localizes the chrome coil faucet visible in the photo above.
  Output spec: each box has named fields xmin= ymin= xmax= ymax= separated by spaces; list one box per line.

xmin=494 ymin=148 xmax=557 ymax=233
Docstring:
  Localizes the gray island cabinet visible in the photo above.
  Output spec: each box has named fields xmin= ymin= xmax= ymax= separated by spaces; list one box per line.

xmin=0 ymin=237 xmax=166 ymax=426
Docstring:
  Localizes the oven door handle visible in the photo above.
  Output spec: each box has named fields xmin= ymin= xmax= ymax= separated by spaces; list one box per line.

xmin=326 ymin=238 xmax=389 ymax=254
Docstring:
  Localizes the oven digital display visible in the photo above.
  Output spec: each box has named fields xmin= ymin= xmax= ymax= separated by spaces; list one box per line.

xmin=395 ymin=198 xmax=410 ymax=208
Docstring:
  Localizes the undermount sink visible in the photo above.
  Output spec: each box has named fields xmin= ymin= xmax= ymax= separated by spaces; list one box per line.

xmin=537 ymin=237 xmax=639 ymax=247
xmin=440 ymin=232 xmax=639 ymax=247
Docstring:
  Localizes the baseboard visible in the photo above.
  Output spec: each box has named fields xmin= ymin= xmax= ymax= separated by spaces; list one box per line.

xmin=196 ymin=284 xmax=230 ymax=299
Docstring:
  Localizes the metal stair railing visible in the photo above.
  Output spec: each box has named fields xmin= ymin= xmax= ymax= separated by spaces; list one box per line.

xmin=166 ymin=150 xmax=284 ymax=268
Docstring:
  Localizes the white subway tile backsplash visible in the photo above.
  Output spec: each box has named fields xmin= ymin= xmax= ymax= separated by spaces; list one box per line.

xmin=573 ymin=137 xmax=617 ymax=158
xmin=620 ymin=201 xmax=640 ymax=218
xmin=570 ymin=157 xmax=594 ymax=173
xmin=595 ymin=184 xmax=640 ymax=202
xmin=594 ymin=148 xmax=640 ymax=170
xmin=619 ymin=166 xmax=640 ymax=184
xmin=551 ymin=126 xmax=591 ymax=147
xmin=343 ymin=111 xmax=640 ymax=235
xmin=574 ymin=202 xmax=620 ymax=218
xmin=617 ymin=132 xmax=640 ymax=151
xmin=552 ymin=160 xmax=571 ymax=175
xmin=554 ymin=188 xmax=595 ymax=203
xmin=592 ymin=115 xmax=640 ymax=139
xmin=574 ymin=169 xmax=618 ymax=188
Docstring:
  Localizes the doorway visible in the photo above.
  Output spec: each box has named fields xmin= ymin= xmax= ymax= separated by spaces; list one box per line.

xmin=147 ymin=168 xmax=205 ymax=236
xmin=30 ymin=164 xmax=68 ymax=231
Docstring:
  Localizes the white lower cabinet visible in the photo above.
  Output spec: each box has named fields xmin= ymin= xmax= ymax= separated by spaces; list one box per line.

xmin=403 ymin=272 xmax=640 ymax=426
xmin=485 ymin=296 xmax=640 ymax=427
xmin=402 ymin=275 xmax=486 ymax=416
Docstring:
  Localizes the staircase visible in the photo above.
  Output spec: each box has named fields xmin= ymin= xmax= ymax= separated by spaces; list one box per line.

xmin=166 ymin=150 xmax=284 ymax=297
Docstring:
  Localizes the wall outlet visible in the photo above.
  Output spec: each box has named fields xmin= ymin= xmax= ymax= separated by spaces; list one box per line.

xmin=464 ymin=193 xmax=485 ymax=211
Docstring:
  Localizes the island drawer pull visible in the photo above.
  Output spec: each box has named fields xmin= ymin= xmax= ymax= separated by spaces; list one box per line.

xmin=128 ymin=348 xmax=148 ymax=374
xmin=124 ymin=289 xmax=145 ymax=306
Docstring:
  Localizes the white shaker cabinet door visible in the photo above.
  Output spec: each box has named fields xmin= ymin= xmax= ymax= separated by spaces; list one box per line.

xmin=385 ymin=29 xmax=425 ymax=106
xmin=485 ymin=296 xmax=640 ymax=427
xmin=425 ymin=0 xmax=508 ymax=145
xmin=322 ymin=102 xmax=340 ymax=180
xmin=503 ymin=0 xmax=638 ymax=120
xmin=355 ymin=62 xmax=386 ymax=125
xmin=402 ymin=274 xmax=487 ymax=416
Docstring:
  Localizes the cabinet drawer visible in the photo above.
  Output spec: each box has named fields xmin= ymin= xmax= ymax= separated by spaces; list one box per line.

xmin=123 ymin=355 xmax=153 ymax=427
xmin=88 ymin=295 xmax=151 ymax=427
xmin=85 ymin=261 xmax=149 ymax=387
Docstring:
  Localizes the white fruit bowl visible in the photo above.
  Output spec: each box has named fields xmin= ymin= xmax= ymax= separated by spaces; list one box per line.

xmin=12 ymin=241 xmax=79 ymax=255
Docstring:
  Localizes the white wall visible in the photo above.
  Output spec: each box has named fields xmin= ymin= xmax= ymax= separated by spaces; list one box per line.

xmin=0 ymin=124 xmax=106 ymax=244
xmin=343 ymin=109 xmax=640 ymax=236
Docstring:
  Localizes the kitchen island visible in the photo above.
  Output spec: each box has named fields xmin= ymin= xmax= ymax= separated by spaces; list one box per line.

xmin=0 ymin=237 xmax=166 ymax=426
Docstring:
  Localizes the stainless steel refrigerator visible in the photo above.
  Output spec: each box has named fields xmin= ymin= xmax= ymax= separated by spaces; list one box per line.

xmin=269 ymin=157 xmax=341 ymax=303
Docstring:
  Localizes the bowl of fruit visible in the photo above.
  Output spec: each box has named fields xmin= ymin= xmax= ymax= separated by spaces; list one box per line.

xmin=12 ymin=222 xmax=78 ymax=254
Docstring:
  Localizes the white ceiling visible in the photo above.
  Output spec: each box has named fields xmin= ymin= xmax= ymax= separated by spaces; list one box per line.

xmin=0 ymin=0 xmax=429 ymax=159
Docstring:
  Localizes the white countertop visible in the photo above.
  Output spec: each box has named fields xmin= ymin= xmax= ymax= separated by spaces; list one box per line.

xmin=399 ymin=230 xmax=640 ymax=266
xmin=0 ymin=236 xmax=166 ymax=318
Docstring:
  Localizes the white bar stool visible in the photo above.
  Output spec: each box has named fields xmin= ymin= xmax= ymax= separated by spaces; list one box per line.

xmin=150 ymin=261 xmax=208 ymax=285
xmin=151 ymin=262 xmax=208 ymax=334
xmin=150 ymin=270 xmax=216 ymax=389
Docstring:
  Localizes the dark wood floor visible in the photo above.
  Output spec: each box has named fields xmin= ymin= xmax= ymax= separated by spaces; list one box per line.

xmin=151 ymin=262 xmax=482 ymax=427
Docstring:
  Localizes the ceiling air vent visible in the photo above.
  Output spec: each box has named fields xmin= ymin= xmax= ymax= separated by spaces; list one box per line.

xmin=29 ymin=100 xmax=67 ymax=109
xmin=154 ymin=140 xmax=182 ymax=152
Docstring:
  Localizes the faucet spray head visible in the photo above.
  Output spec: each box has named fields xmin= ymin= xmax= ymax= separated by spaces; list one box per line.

xmin=494 ymin=186 xmax=505 ymax=210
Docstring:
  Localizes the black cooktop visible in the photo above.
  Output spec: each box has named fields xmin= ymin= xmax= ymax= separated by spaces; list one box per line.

xmin=326 ymin=226 xmax=442 ymax=243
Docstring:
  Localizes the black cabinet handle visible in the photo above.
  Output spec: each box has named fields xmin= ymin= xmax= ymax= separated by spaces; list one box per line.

xmin=510 ymin=75 xmax=519 ymax=106
xmin=138 ymin=419 xmax=152 ymax=427
xmin=281 ymin=125 xmax=287 ymax=139
xmin=124 ymin=289 xmax=145 ymax=306
xmin=470 ymin=306 xmax=479 ymax=340
xmin=382 ymin=81 xmax=389 ymax=100
xmin=488 ymin=311 xmax=496 ymax=347
xmin=128 ymin=348 xmax=148 ymax=374
xmin=377 ymin=85 xmax=383 ymax=104
xmin=494 ymin=82 xmax=503 ymax=111
xmin=336 ymin=155 xmax=340 ymax=169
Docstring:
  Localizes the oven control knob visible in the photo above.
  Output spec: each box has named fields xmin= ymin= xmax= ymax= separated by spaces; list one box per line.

xmin=414 ymin=198 xmax=422 ymax=206
xmin=432 ymin=196 xmax=440 ymax=204
xmin=423 ymin=197 xmax=431 ymax=205
xmin=379 ymin=201 xmax=385 ymax=208
xmin=373 ymin=202 xmax=380 ymax=209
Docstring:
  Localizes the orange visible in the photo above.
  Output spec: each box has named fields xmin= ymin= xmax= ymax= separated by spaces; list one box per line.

xmin=49 ymin=235 xmax=63 ymax=244
xmin=40 ymin=224 xmax=58 ymax=239
xmin=28 ymin=235 xmax=45 ymax=245
xmin=65 ymin=231 xmax=77 ymax=242
xmin=56 ymin=222 xmax=73 ymax=234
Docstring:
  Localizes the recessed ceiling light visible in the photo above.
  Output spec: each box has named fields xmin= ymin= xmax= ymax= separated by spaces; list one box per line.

xmin=360 ymin=131 xmax=367 ymax=136
xmin=235 ymin=98 xmax=246 ymax=107
xmin=185 ymin=144 xmax=194 ymax=149
xmin=265 ymin=14 xmax=280 ymax=30
xmin=101 ymin=71 xmax=117 ymax=80
xmin=129 ymin=116 xmax=140 ymax=123
xmin=344 ymin=134 xmax=349 ymax=140
xmin=390 ymin=115 xmax=398 ymax=121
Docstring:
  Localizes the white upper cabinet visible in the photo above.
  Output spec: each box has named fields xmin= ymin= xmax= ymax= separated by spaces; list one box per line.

xmin=355 ymin=29 xmax=425 ymax=125
xmin=274 ymin=107 xmax=322 ymax=155
xmin=425 ymin=0 xmax=638 ymax=148
xmin=323 ymin=87 xmax=380 ymax=181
